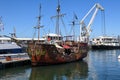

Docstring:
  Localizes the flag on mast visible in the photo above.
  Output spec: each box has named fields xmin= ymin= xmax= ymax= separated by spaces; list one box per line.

xmin=74 ymin=13 xmax=78 ymax=20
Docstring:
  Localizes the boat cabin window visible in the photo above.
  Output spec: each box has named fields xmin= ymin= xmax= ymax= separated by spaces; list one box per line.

xmin=47 ymin=36 xmax=62 ymax=41
xmin=96 ymin=39 xmax=99 ymax=41
xmin=59 ymin=37 xmax=63 ymax=40
xmin=0 ymin=48 xmax=23 ymax=54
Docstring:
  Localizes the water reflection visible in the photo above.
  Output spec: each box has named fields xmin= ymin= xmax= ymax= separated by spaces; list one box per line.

xmin=30 ymin=61 xmax=88 ymax=80
xmin=88 ymin=50 xmax=120 ymax=80
xmin=1 ymin=50 xmax=120 ymax=80
xmin=0 ymin=66 xmax=31 ymax=80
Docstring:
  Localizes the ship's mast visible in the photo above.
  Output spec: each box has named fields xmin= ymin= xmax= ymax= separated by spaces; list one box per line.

xmin=69 ymin=13 xmax=79 ymax=41
xmin=56 ymin=0 xmax=60 ymax=35
xmin=35 ymin=4 xmax=43 ymax=41
xmin=51 ymin=0 xmax=65 ymax=35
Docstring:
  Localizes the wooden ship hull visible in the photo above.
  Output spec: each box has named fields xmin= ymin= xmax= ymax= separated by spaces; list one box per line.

xmin=28 ymin=41 xmax=88 ymax=66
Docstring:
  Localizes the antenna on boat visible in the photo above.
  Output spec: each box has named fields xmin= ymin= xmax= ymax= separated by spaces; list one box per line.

xmin=34 ymin=4 xmax=44 ymax=41
xmin=0 ymin=16 xmax=4 ymax=32
xmin=9 ymin=27 xmax=17 ymax=38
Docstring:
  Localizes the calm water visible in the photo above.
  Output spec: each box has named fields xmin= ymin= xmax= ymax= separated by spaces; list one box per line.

xmin=1 ymin=50 xmax=120 ymax=80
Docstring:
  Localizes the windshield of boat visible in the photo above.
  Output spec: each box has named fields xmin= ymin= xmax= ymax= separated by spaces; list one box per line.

xmin=0 ymin=48 xmax=23 ymax=54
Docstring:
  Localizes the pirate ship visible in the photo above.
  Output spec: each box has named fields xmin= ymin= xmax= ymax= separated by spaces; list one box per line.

xmin=27 ymin=1 xmax=88 ymax=66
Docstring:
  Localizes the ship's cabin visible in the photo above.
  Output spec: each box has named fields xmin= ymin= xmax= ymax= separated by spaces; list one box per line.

xmin=43 ymin=33 xmax=63 ymax=42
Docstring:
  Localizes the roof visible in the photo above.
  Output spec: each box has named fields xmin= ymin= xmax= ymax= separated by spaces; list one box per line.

xmin=0 ymin=42 xmax=21 ymax=50
xmin=0 ymin=37 xmax=11 ymax=40
xmin=44 ymin=33 xmax=62 ymax=37
xmin=0 ymin=37 xmax=45 ymax=41
xmin=16 ymin=38 xmax=45 ymax=41
xmin=93 ymin=36 xmax=117 ymax=39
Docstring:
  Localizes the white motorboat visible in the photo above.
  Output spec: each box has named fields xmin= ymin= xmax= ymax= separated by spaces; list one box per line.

xmin=91 ymin=36 xmax=120 ymax=49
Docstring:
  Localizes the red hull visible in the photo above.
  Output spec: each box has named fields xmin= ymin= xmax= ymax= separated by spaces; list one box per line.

xmin=28 ymin=42 xmax=88 ymax=66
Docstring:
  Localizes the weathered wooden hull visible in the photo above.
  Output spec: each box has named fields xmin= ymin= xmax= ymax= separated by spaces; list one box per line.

xmin=28 ymin=42 xmax=88 ymax=66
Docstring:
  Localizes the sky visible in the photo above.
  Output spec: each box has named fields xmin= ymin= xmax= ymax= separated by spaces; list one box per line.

xmin=0 ymin=0 xmax=120 ymax=39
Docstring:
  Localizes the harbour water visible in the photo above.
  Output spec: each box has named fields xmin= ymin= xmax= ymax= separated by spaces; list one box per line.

xmin=0 ymin=50 xmax=120 ymax=80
